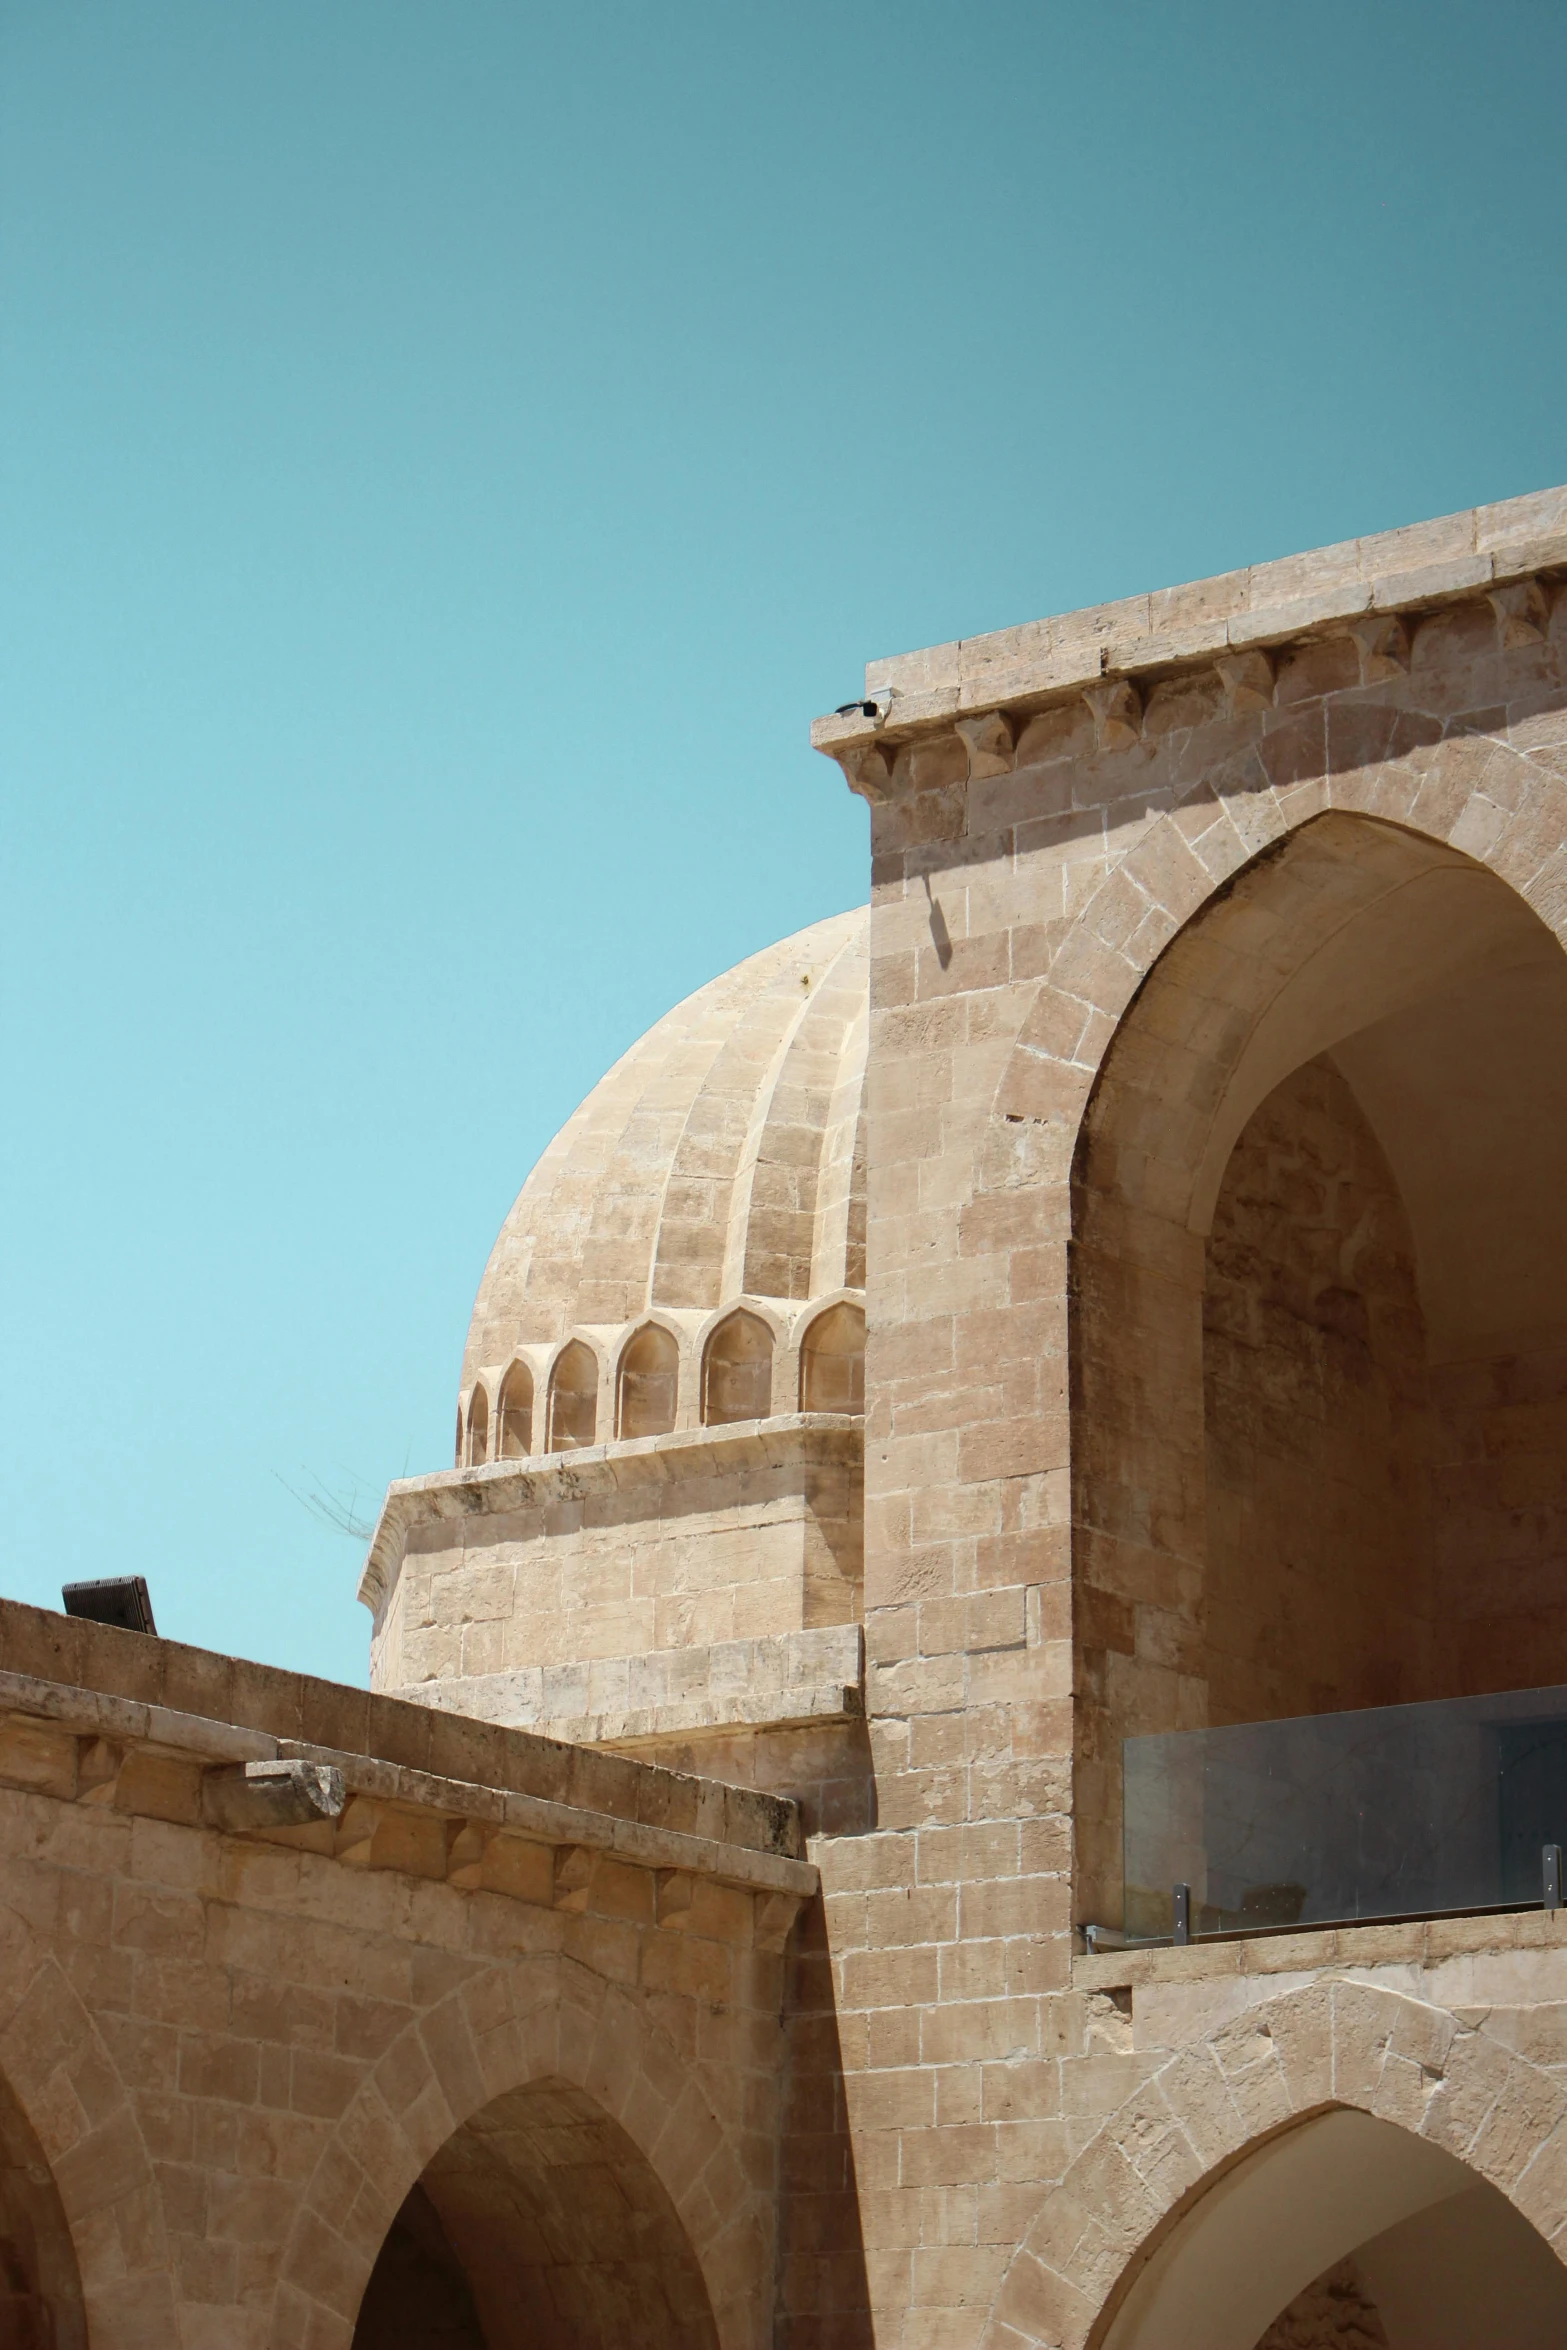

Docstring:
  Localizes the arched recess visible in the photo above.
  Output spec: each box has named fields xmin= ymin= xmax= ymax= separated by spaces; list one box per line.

xmin=352 ymin=2076 xmax=720 ymax=2350
xmin=273 ymin=1962 xmax=764 ymax=2350
xmin=702 ymin=1309 xmax=774 ymax=1426
xmin=798 ymin=1301 xmax=866 ymax=1415
xmin=497 ymin=1361 xmax=534 ymax=1459
xmin=546 ymin=1341 xmax=598 ymax=1452
xmin=980 ymin=1981 xmax=1567 ymax=2350
xmin=1058 ymin=806 xmax=1567 ymax=1924
xmin=465 ymin=1385 xmax=490 ymax=1468
xmin=617 ymin=1323 xmax=680 ymax=1440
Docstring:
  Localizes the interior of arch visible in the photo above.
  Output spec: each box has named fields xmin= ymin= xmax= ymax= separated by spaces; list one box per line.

xmin=351 ymin=2077 xmax=720 ymax=2350
xmin=0 ymin=2069 xmax=85 ymax=2350
xmin=1099 ymin=2108 xmax=1567 ymax=2350
xmin=1072 ymin=811 xmax=1567 ymax=1926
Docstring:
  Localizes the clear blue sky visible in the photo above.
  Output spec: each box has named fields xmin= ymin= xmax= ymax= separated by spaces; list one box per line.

xmin=2 ymin=1 xmax=1564 ymax=1686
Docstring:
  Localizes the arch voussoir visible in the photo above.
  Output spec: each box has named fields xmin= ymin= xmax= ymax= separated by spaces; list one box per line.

xmin=0 ymin=1928 xmax=173 ymax=2345
xmin=996 ymin=723 xmax=1567 ymax=1142
xmin=981 ymin=1982 xmax=1567 ymax=2350
xmin=1512 ymin=2116 xmax=1567 ymax=2250
xmin=271 ymin=1951 xmax=762 ymax=2350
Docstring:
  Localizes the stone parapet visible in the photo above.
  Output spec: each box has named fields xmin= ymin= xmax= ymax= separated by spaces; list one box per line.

xmin=0 ymin=1661 xmax=816 ymax=1901
xmin=359 ymin=1411 xmax=863 ymax=1616
xmin=393 ymin=1619 xmax=865 ymax=1747
xmin=811 ymin=480 xmax=1567 ymax=763
xmin=0 ymin=1596 xmax=806 ymax=1866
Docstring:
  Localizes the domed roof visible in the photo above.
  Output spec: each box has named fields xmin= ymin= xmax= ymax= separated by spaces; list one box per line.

xmin=462 ymin=908 xmax=868 ymax=1382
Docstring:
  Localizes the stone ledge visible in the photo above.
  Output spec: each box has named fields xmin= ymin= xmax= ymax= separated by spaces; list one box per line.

xmin=359 ymin=1412 xmax=863 ymax=1615
xmin=0 ymin=1598 xmax=804 ymax=1862
xmin=0 ymin=1663 xmax=817 ymax=1897
xmin=391 ymin=1621 xmax=866 ymax=1748
xmin=811 ymin=483 xmax=1567 ymax=756
xmin=1074 ymin=1905 xmax=1567 ymax=1991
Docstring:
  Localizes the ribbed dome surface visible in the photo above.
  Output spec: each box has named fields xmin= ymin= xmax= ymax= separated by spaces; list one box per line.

xmin=462 ymin=909 xmax=868 ymax=1382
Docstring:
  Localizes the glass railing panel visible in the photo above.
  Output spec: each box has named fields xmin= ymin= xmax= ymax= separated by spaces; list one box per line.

xmin=1123 ymin=1682 xmax=1567 ymax=1943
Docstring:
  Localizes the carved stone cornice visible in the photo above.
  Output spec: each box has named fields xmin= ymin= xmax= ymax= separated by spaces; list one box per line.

xmin=813 ymin=485 xmax=1567 ymax=795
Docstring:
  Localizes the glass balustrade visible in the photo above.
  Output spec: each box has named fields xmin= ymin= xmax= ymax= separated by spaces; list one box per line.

xmin=1122 ymin=1682 xmax=1567 ymax=1944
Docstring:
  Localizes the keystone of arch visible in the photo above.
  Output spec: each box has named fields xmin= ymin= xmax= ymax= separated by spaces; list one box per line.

xmin=980 ymin=1978 xmax=1567 ymax=2350
xmin=271 ymin=1948 xmax=768 ymax=2350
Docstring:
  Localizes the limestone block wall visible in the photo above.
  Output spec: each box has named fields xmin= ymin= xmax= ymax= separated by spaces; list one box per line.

xmin=0 ymin=1600 xmax=813 ymax=2350
xmin=1202 ymin=1055 xmax=1436 ymax=1726
xmin=795 ymin=484 xmax=1567 ymax=2345
xmin=1255 ymin=2259 xmax=1386 ymax=2350
xmin=363 ymin=1422 xmax=863 ymax=1762
xmin=1432 ymin=1339 xmax=1567 ymax=1695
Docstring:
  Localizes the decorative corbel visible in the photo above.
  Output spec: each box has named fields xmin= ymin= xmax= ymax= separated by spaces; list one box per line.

xmin=1082 ymin=679 xmax=1143 ymax=752
xmin=836 ymin=743 xmax=895 ymax=804
xmin=1216 ymin=650 xmax=1276 ymax=717
xmin=954 ymin=710 xmax=1017 ymax=779
xmin=753 ymin=1889 xmax=804 ymax=1950
xmin=1348 ymin=616 xmax=1410 ymax=684
xmin=654 ymin=1868 xmax=697 ymax=1929
xmin=1489 ymin=580 xmax=1550 ymax=648
xmin=76 ymin=1736 xmax=123 ymax=1804
xmin=553 ymin=1844 xmax=595 ymax=1912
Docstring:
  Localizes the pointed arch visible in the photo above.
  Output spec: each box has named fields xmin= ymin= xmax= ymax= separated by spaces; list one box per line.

xmin=464 ymin=1384 xmax=490 ymax=1468
xmin=0 ymin=1907 xmax=170 ymax=2346
xmin=980 ymin=1980 xmax=1567 ymax=2350
xmin=496 ymin=1360 xmax=534 ymax=1459
xmin=798 ymin=1300 xmax=866 ymax=1416
xmin=701 ymin=1309 xmax=775 ymax=1427
xmin=273 ymin=1957 xmax=766 ymax=2350
xmin=546 ymin=1340 xmax=599 ymax=1452
xmin=616 ymin=1322 xmax=680 ymax=1440
xmin=962 ymin=702 xmax=1567 ymax=1935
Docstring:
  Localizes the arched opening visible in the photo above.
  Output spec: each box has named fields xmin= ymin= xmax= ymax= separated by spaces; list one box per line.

xmin=799 ymin=1301 xmax=865 ymax=1414
xmin=465 ymin=1386 xmax=490 ymax=1469
xmin=0 ymin=2071 xmax=85 ymax=2350
xmin=1072 ymin=811 xmax=1567 ymax=1927
xmin=616 ymin=1324 xmax=679 ymax=1440
xmin=702 ymin=1309 xmax=773 ymax=1426
xmin=351 ymin=2076 xmax=719 ymax=2350
xmin=497 ymin=1362 xmax=534 ymax=1460
xmin=1096 ymin=2107 xmax=1567 ymax=2349
xmin=546 ymin=1341 xmax=598 ymax=1452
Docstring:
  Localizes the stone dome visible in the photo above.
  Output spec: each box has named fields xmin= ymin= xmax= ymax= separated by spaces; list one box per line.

xmin=461 ymin=907 xmax=868 ymax=1390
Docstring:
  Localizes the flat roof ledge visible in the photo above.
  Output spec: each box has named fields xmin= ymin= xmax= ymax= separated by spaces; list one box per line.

xmin=812 ymin=484 xmax=1567 ymax=761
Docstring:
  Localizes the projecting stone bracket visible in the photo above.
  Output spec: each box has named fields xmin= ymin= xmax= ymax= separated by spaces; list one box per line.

xmin=1348 ymin=615 xmax=1410 ymax=682
xmin=955 ymin=710 xmax=1017 ymax=778
xmin=554 ymin=1844 xmax=596 ymax=1912
xmin=1081 ymin=679 xmax=1142 ymax=752
xmin=202 ymin=1757 xmax=346 ymax=1834
xmin=1215 ymin=650 xmax=1277 ymax=715
xmin=1489 ymin=579 xmax=1551 ymax=647
xmin=837 ymin=741 xmax=895 ymax=802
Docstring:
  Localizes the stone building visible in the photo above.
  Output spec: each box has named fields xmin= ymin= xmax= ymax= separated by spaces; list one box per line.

xmin=7 ymin=485 xmax=1567 ymax=2345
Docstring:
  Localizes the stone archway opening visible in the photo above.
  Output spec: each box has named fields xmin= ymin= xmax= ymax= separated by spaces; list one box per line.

xmin=1095 ymin=2107 xmax=1567 ymax=2350
xmin=350 ymin=2077 xmax=720 ymax=2350
xmin=0 ymin=2068 xmax=85 ymax=2350
xmin=1072 ymin=810 xmax=1567 ymax=1928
